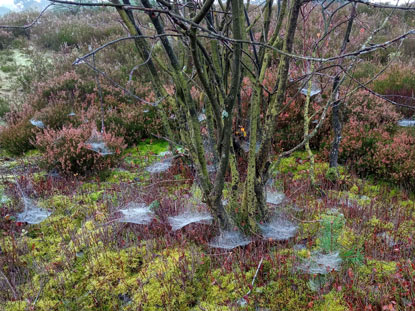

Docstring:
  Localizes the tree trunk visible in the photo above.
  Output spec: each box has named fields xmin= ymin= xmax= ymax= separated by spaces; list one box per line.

xmin=329 ymin=77 xmax=342 ymax=169
xmin=329 ymin=5 xmax=355 ymax=171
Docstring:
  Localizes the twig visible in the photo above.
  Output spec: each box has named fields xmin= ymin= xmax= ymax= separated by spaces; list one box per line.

xmin=245 ymin=256 xmax=264 ymax=296
xmin=0 ymin=269 xmax=18 ymax=300
xmin=0 ymin=4 xmax=54 ymax=29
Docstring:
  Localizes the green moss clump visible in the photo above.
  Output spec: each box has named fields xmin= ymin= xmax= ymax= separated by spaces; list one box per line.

xmin=313 ymin=290 xmax=347 ymax=311
xmin=5 ymin=301 xmax=28 ymax=311
xmin=358 ymin=260 xmax=396 ymax=280
xmin=366 ymin=216 xmax=394 ymax=233
xmin=106 ymin=169 xmax=139 ymax=183
xmin=124 ymin=139 xmax=169 ymax=165
xmin=131 ymin=248 xmax=209 ymax=311
xmin=257 ymin=277 xmax=313 ymax=310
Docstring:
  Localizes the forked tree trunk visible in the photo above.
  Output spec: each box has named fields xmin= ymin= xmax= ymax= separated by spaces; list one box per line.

xmin=239 ymin=0 xmax=301 ymax=234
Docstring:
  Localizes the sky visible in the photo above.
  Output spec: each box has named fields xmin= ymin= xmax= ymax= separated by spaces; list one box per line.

xmin=0 ymin=0 xmax=17 ymax=10
xmin=0 ymin=0 xmax=41 ymax=10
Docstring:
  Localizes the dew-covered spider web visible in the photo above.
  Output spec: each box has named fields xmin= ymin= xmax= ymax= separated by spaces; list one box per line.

xmin=260 ymin=217 xmax=298 ymax=241
xmin=168 ymin=210 xmax=213 ymax=231
xmin=300 ymin=82 xmax=321 ymax=97
xmin=398 ymin=119 xmax=415 ymax=127
xmin=209 ymin=230 xmax=252 ymax=249
xmin=198 ymin=113 xmax=207 ymax=122
xmin=117 ymin=202 xmax=154 ymax=224
xmin=264 ymin=178 xmax=285 ymax=205
xmin=30 ymin=119 xmax=45 ymax=129
xmin=298 ymin=252 xmax=342 ymax=274
xmin=16 ymin=197 xmax=51 ymax=224
xmin=85 ymin=130 xmax=113 ymax=156
xmin=146 ymin=157 xmax=173 ymax=174
xmin=266 ymin=190 xmax=285 ymax=205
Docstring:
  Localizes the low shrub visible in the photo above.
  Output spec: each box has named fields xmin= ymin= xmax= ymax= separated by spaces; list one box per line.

xmin=34 ymin=124 xmax=126 ymax=175
xmin=0 ymin=105 xmax=36 ymax=155
xmin=0 ymin=98 xmax=10 ymax=118
xmin=324 ymin=90 xmax=415 ymax=189
xmin=372 ymin=65 xmax=415 ymax=118
xmin=373 ymin=131 xmax=415 ymax=189
xmin=16 ymin=52 xmax=54 ymax=93
xmin=0 ymin=30 xmax=13 ymax=50
xmin=37 ymin=20 xmax=123 ymax=51
xmin=0 ymin=70 xmax=164 ymax=155
xmin=104 ymin=102 xmax=164 ymax=146
xmin=0 ymin=117 xmax=36 ymax=155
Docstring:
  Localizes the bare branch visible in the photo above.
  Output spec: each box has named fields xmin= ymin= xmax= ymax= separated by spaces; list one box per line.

xmin=0 ymin=3 xmax=54 ymax=30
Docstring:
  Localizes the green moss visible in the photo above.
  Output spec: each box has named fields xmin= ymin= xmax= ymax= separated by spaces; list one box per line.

xmin=191 ymin=302 xmax=233 ymax=310
xmin=358 ymin=260 xmax=396 ymax=280
xmin=338 ymin=227 xmax=357 ymax=250
xmin=43 ymin=195 xmax=72 ymax=211
xmin=86 ymin=190 xmax=104 ymax=203
xmin=325 ymin=167 xmax=339 ymax=181
xmin=5 ymin=301 xmax=28 ymax=311
xmin=124 ymin=139 xmax=169 ymax=165
xmin=202 ymin=268 xmax=252 ymax=307
xmin=362 ymin=184 xmax=380 ymax=197
xmin=367 ymin=216 xmax=394 ymax=233
xmin=131 ymin=248 xmax=208 ymax=310
xmin=397 ymin=220 xmax=415 ymax=239
xmin=106 ymin=169 xmax=139 ymax=183
xmin=277 ymin=152 xmax=346 ymax=182
xmin=350 ymin=184 xmax=359 ymax=195
xmin=277 ymin=151 xmax=307 ymax=174
xmin=257 ymin=277 xmax=312 ymax=310
xmin=24 ymin=149 xmax=41 ymax=157
xmin=313 ymin=290 xmax=347 ymax=311
xmin=80 ymin=182 xmax=100 ymax=192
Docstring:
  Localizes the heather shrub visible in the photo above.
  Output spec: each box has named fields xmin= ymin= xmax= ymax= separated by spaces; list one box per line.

xmin=0 ymin=11 xmax=32 ymax=40
xmin=373 ymin=131 xmax=415 ymax=189
xmin=36 ymin=17 xmax=123 ymax=51
xmin=326 ymin=90 xmax=415 ymax=188
xmin=0 ymin=105 xmax=36 ymax=155
xmin=0 ymin=117 xmax=36 ymax=155
xmin=372 ymin=65 xmax=415 ymax=118
xmin=0 ymin=30 xmax=13 ymax=50
xmin=102 ymin=84 xmax=165 ymax=145
xmin=336 ymin=91 xmax=400 ymax=173
xmin=34 ymin=124 xmax=126 ymax=175
xmin=0 ymin=98 xmax=10 ymax=118
xmin=32 ymin=101 xmax=77 ymax=130
xmin=1 ymin=70 xmax=163 ymax=155
xmin=16 ymin=52 xmax=54 ymax=93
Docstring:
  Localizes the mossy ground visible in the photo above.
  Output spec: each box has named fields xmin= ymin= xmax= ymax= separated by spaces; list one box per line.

xmin=1 ymin=144 xmax=415 ymax=310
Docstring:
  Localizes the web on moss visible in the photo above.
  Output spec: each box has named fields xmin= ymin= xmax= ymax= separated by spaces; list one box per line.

xmin=299 ymin=252 xmax=342 ymax=275
xmin=145 ymin=157 xmax=173 ymax=174
xmin=209 ymin=230 xmax=252 ymax=249
xmin=118 ymin=202 xmax=154 ymax=224
xmin=16 ymin=197 xmax=51 ymax=224
xmin=260 ymin=217 xmax=298 ymax=241
xmin=168 ymin=210 xmax=213 ymax=231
